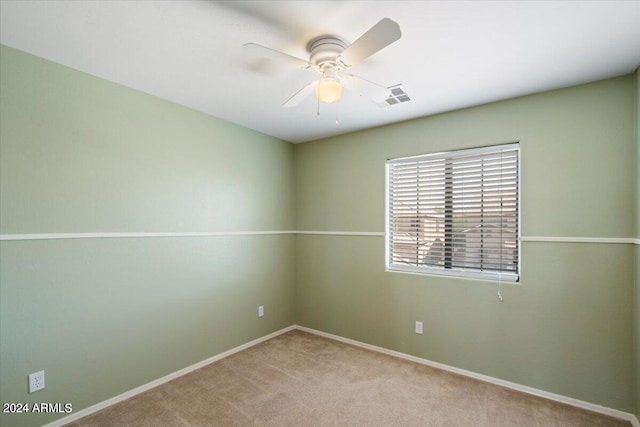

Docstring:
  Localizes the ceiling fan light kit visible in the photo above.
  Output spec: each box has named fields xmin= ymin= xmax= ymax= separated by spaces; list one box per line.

xmin=316 ymin=66 xmax=343 ymax=104
xmin=244 ymin=18 xmax=402 ymax=112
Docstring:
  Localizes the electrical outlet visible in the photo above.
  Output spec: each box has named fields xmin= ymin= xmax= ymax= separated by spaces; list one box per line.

xmin=29 ymin=370 xmax=45 ymax=393
xmin=415 ymin=321 xmax=423 ymax=335
xmin=258 ymin=305 xmax=264 ymax=317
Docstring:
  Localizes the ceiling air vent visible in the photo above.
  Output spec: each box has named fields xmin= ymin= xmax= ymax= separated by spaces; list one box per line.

xmin=377 ymin=84 xmax=411 ymax=107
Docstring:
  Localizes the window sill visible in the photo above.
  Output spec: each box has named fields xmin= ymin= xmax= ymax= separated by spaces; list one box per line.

xmin=386 ymin=265 xmax=519 ymax=283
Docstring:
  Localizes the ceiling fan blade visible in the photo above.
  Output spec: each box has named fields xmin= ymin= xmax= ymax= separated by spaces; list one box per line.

xmin=243 ymin=42 xmax=310 ymax=68
xmin=338 ymin=18 xmax=401 ymax=68
xmin=283 ymin=80 xmax=319 ymax=108
xmin=342 ymin=74 xmax=390 ymax=102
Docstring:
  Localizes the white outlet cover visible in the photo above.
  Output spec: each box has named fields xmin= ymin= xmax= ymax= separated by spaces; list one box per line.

xmin=415 ymin=321 xmax=423 ymax=335
xmin=29 ymin=370 xmax=45 ymax=393
xmin=258 ymin=305 xmax=264 ymax=317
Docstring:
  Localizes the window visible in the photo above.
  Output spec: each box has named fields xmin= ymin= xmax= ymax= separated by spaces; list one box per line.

xmin=386 ymin=143 xmax=519 ymax=281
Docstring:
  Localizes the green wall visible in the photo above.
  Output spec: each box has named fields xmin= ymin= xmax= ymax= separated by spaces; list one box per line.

xmin=0 ymin=45 xmax=295 ymax=427
xmin=1 ymin=42 xmax=638 ymax=426
xmin=294 ymin=75 xmax=636 ymax=412
xmin=635 ymin=67 xmax=640 ymax=419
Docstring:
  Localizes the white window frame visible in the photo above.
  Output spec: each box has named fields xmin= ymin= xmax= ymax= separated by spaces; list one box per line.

xmin=385 ymin=143 xmax=520 ymax=282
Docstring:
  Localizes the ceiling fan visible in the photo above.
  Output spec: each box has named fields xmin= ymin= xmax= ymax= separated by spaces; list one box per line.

xmin=244 ymin=18 xmax=401 ymax=108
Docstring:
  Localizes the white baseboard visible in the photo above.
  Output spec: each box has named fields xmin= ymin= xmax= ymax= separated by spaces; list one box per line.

xmin=294 ymin=325 xmax=639 ymax=426
xmin=43 ymin=325 xmax=296 ymax=427
xmin=43 ymin=324 xmax=639 ymax=426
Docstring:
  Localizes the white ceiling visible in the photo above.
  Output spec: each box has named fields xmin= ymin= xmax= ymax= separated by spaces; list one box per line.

xmin=1 ymin=1 xmax=639 ymax=143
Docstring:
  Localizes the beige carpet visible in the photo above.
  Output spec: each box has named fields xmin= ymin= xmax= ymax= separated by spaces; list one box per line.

xmin=68 ymin=330 xmax=630 ymax=426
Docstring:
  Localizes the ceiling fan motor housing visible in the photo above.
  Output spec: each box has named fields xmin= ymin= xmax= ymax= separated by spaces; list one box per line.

xmin=308 ymin=37 xmax=347 ymax=68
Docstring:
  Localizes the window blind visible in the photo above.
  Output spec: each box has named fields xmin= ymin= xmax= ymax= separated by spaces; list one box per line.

xmin=386 ymin=143 xmax=519 ymax=281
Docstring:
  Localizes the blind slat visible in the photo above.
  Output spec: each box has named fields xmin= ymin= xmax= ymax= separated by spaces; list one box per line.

xmin=387 ymin=144 xmax=519 ymax=279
